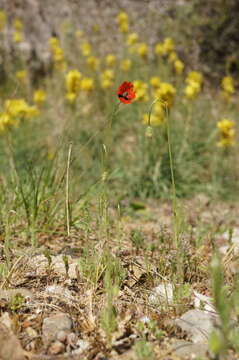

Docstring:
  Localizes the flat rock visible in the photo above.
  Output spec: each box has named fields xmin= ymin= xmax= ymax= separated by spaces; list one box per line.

xmin=175 ymin=309 xmax=218 ymax=343
xmin=45 ymin=285 xmax=73 ymax=301
xmin=48 ymin=340 xmax=65 ymax=355
xmin=193 ymin=290 xmax=215 ymax=312
xmin=172 ymin=340 xmax=209 ymax=358
xmin=42 ymin=312 xmax=72 ymax=345
xmin=29 ymin=254 xmax=78 ymax=279
xmin=0 ymin=323 xmax=25 ymax=360
xmin=149 ymin=283 xmax=174 ymax=306
xmin=0 ymin=288 xmax=34 ymax=301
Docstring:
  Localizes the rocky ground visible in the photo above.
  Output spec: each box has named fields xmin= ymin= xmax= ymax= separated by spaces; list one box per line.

xmin=0 ymin=196 xmax=239 ymax=359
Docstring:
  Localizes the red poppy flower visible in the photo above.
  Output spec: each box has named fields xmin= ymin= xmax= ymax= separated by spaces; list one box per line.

xmin=117 ymin=81 xmax=136 ymax=104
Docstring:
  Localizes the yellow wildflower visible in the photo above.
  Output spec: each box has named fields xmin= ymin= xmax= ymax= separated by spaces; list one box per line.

xmin=127 ymin=32 xmax=138 ymax=46
xmin=155 ymin=38 xmax=175 ymax=56
xmin=49 ymin=37 xmax=60 ymax=49
xmin=101 ymin=79 xmax=113 ymax=89
xmin=14 ymin=18 xmax=23 ymax=31
xmin=105 ymin=54 xmax=116 ymax=67
xmin=66 ymin=70 xmax=82 ymax=94
xmin=16 ymin=70 xmax=27 ymax=82
xmin=0 ymin=10 xmax=6 ymax=31
xmin=155 ymin=82 xmax=176 ymax=108
xmin=134 ymin=81 xmax=149 ymax=102
xmin=186 ymin=71 xmax=203 ymax=86
xmin=116 ymin=11 xmax=129 ymax=33
xmin=54 ymin=47 xmax=65 ymax=62
xmin=13 ymin=31 xmax=23 ymax=43
xmin=221 ymin=76 xmax=235 ymax=95
xmin=184 ymin=81 xmax=201 ymax=99
xmin=81 ymin=77 xmax=94 ymax=91
xmin=116 ymin=11 xmax=128 ymax=24
xmin=119 ymin=22 xmax=129 ymax=33
xmin=137 ymin=43 xmax=148 ymax=58
xmin=4 ymin=99 xmax=38 ymax=120
xmin=80 ymin=41 xmax=91 ymax=57
xmin=155 ymin=42 xmax=165 ymax=56
xmin=150 ymin=76 xmax=161 ymax=89
xmin=66 ymin=92 xmax=77 ymax=104
xmin=217 ymin=119 xmax=235 ymax=147
xmin=143 ymin=102 xmax=165 ymax=126
xmin=120 ymin=59 xmax=132 ymax=72
xmin=0 ymin=112 xmax=11 ymax=132
xmin=100 ymin=69 xmax=115 ymax=89
xmin=101 ymin=69 xmax=114 ymax=81
xmin=168 ymin=51 xmax=178 ymax=64
xmin=87 ymin=56 xmax=100 ymax=71
xmin=164 ymin=38 xmax=175 ymax=53
xmin=33 ymin=89 xmax=46 ymax=105
xmin=174 ymin=59 xmax=184 ymax=75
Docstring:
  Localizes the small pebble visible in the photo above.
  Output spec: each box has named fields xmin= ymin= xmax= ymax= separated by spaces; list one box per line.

xmin=48 ymin=341 xmax=65 ymax=355
xmin=56 ymin=330 xmax=67 ymax=343
xmin=67 ymin=332 xmax=77 ymax=347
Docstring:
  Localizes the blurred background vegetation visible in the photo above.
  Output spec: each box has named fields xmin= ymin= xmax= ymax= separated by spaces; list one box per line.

xmin=0 ymin=0 xmax=238 ymax=234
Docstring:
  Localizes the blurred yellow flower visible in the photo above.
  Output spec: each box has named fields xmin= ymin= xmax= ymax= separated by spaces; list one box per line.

xmin=116 ymin=11 xmax=129 ymax=33
xmin=14 ymin=18 xmax=23 ymax=31
xmin=116 ymin=11 xmax=128 ymax=24
xmin=217 ymin=119 xmax=235 ymax=147
xmin=120 ymin=59 xmax=132 ymax=72
xmin=150 ymin=76 xmax=161 ymax=89
xmin=49 ymin=37 xmax=60 ymax=49
xmin=164 ymin=37 xmax=175 ymax=53
xmin=87 ymin=56 xmax=100 ymax=71
xmin=13 ymin=31 xmax=23 ymax=43
xmin=184 ymin=71 xmax=203 ymax=99
xmin=105 ymin=54 xmax=116 ymax=67
xmin=33 ymin=89 xmax=46 ymax=105
xmin=137 ymin=43 xmax=148 ymax=58
xmin=53 ymin=47 xmax=64 ymax=62
xmin=155 ymin=42 xmax=165 ymax=56
xmin=221 ymin=76 xmax=235 ymax=95
xmin=184 ymin=81 xmax=201 ymax=99
xmin=155 ymin=38 xmax=175 ymax=56
xmin=119 ymin=22 xmax=129 ymax=33
xmin=174 ymin=59 xmax=184 ymax=75
xmin=16 ymin=70 xmax=27 ymax=82
xmin=80 ymin=41 xmax=91 ymax=57
xmin=66 ymin=92 xmax=77 ymax=104
xmin=168 ymin=51 xmax=178 ymax=64
xmin=134 ymin=81 xmax=149 ymax=102
xmin=4 ymin=99 xmax=38 ymax=120
xmin=0 ymin=10 xmax=6 ymax=31
xmin=143 ymin=102 xmax=165 ymax=126
xmin=127 ymin=32 xmax=138 ymax=46
xmin=66 ymin=70 xmax=82 ymax=94
xmin=100 ymin=69 xmax=115 ymax=89
xmin=155 ymin=82 xmax=176 ymax=108
xmin=186 ymin=71 xmax=203 ymax=86
xmin=101 ymin=79 xmax=113 ymax=89
xmin=0 ymin=112 xmax=12 ymax=132
xmin=101 ymin=69 xmax=114 ymax=81
xmin=81 ymin=77 xmax=94 ymax=91
xmin=101 ymin=78 xmax=113 ymax=89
